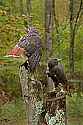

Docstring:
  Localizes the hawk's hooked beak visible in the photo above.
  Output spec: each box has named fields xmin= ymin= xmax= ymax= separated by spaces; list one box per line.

xmin=46 ymin=67 xmax=49 ymax=74
xmin=8 ymin=47 xmax=25 ymax=58
xmin=57 ymin=58 xmax=62 ymax=61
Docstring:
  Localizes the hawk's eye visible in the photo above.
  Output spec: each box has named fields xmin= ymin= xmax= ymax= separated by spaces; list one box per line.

xmin=27 ymin=61 xmax=29 ymax=63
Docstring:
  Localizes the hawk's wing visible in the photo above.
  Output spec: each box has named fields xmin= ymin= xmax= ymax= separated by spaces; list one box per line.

xmin=28 ymin=50 xmax=41 ymax=71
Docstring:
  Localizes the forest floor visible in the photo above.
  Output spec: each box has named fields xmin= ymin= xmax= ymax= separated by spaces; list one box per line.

xmin=0 ymin=93 xmax=83 ymax=125
xmin=0 ymin=118 xmax=83 ymax=125
xmin=0 ymin=72 xmax=83 ymax=125
xmin=68 ymin=117 xmax=83 ymax=125
xmin=0 ymin=97 xmax=27 ymax=125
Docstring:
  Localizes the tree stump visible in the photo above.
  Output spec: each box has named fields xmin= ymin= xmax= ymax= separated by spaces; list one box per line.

xmin=19 ymin=66 xmax=44 ymax=125
xmin=44 ymin=88 xmax=67 ymax=125
xmin=19 ymin=66 xmax=67 ymax=125
xmin=19 ymin=66 xmax=36 ymax=125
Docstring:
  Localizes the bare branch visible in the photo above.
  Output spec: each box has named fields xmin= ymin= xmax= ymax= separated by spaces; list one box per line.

xmin=46 ymin=95 xmax=65 ymax=102
xmin=73 ymin=0 xmax=83 ymax=34
xmin=52 ymin=0 xmax=59 ymax=31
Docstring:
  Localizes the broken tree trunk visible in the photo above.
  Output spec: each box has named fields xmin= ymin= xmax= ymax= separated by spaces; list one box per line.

xmin=19 ymin=66 xmax=44 ymax=125
xmin=19 ymin=66 xmax=36 ymax=125
xmin=44 ymin=87 xmax=67 ymax=125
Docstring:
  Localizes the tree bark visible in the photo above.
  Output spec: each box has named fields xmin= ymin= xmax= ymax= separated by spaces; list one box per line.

xmin=45 ymin=0 xmax=53 ymax=60
xmin=20 ymin=0 xmax=24 ymax=16
xmin=52 ymin=0 xmax=59 ymax=40
xmin=19 ymin=66 xmax=35 ymax=125
xmin=69 ymin=0 xmax=82 ymax=74
xmin=26 ymin=0 xmax=32 ymax=26
xmin=9 ymin=0 xmax=16 ymax=15
xmin=26 ymin=0 xmax=31 ymax=16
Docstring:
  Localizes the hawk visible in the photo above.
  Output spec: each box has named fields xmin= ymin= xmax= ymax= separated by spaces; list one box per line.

xmin=8 ymin=27 xmax=42 ymax=72
xmin=47 ymin=58 xmax=68 ymax=91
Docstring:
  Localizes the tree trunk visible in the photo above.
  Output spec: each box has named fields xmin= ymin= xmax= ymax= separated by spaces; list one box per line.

xmin=45 ymin=0 xmax=53 ymax=60
xmin=26 ymin=0 xmax=32 ymax=26
xmin=19 ymin=66 xmax=35 ymax=125
xmin=20 ymin=0 xmax=24 ymax=16
xmin=26 ymin=0 xmax=31 ymax=16
xmin=9 ymin=0 xmax=16 ymax=15
xmin=52 ymin=0 xmax=59 ymax=41
xmin=69 ymin=0 xmax=82 ymax=74
xmin=69 ymin=0 xmax=74 ymax=74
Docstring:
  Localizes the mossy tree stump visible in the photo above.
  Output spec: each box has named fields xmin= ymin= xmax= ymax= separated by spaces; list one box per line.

xmin=19 ymin=65 xmax=67 ymax=125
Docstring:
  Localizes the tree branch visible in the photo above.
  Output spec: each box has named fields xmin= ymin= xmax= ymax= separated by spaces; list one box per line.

xmin=52 ymin=0 xmax=58 ymax=25
xmin=52 ymin=0 xmax=59 ymax=34
xmin=73 ymin=0 xmax=82 ymax=35
xmin=46 ymin=95 xmax=65 ymax=102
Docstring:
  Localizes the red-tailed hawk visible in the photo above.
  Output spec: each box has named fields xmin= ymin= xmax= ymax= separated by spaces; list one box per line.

xmin=8 ymin=27 xmax=42 ymax=72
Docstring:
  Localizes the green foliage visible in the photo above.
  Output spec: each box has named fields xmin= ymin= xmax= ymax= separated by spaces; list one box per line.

xmin=0 ymin=14 xmax=27 ymax=56
xmin=67 ymin=93 xmax=83 ymax=125
xmin=0 ymin=98 xmax=26 ymax=122
xmin=0 ymin=59 xmax=24 ymax=97
xmin=52 ymin=22 xmax=70 ymax=71
xmin=52 ymin=22 xmax=83 ymax=72
xmin=67 ymin=93 xmax=83 ymax=117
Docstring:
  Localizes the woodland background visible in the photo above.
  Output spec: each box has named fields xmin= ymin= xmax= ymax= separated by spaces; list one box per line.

xmin=0 ymin=0 xmax=83 ymax=125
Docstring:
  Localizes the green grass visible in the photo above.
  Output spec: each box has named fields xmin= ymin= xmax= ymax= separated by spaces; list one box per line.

xmin=67 ymin=93 xmax=83 ymax=125
xmin=0 ymin=98 xmax=27 ymax=125
xmin=68 ymin=117 xmax=83 ymax=125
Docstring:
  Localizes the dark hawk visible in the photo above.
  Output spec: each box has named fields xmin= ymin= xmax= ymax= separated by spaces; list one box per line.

xmin=47 ymin=58 xmax=68 ymax=90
